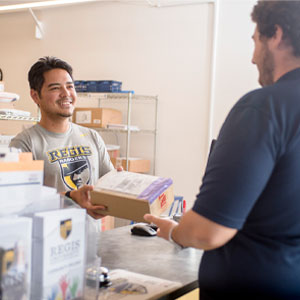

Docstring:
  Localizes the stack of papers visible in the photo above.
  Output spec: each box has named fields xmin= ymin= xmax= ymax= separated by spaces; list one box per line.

xmin=98 ymin=269 xmax=181 ymax=300
xmin=0 ymin=92 xmax=19 ymax=102
xmin=0 ymin=108 xmax=31 ymax=117
xmin=107 ymin=124 xmax=140 ymax=131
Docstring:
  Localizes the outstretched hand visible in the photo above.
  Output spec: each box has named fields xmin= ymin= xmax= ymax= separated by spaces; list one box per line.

xmin=144 ymin=214 xmax=178 ymax=241
xmin=70 ymin=185 xmax=107 ymax=219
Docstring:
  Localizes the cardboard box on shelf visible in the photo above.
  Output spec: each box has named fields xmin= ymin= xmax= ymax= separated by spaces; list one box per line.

xmin=0 ymin=101 xmax=14 ymax=109
xmin=0 ymin=120 xmax=36 ymax=136
xmin=106 ymin=144 xmax=120 ymax=159
xmin=91 ymin=170 xmax=174 ymax=222
xmin=73 ymin=107 xmax=122 ymax=128
xmin=111 ymin=157 xmax=150 ymax=173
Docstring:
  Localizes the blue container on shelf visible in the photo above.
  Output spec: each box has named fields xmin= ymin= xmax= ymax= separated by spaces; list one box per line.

xmin=75 ymin=80 xmax=122 ymax=93
xmin=86 ymin=81 xmax=99 ymax=92
xmin=74 ymin=80 xmax=88 ymax=92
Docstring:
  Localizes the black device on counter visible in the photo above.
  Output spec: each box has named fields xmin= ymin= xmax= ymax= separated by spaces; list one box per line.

xmin=131 ymin=223 xmax=157 ymax=237
xmin=86 ymin=266 xmax=112 ymax=288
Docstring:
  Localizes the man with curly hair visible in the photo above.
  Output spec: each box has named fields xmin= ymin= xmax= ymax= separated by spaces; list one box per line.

xmin=145 ymin=1 xmax=300 ymax=299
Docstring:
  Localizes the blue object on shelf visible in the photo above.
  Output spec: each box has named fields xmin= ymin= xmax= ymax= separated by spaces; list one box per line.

xmin=74 ymin=80 xmax=88 ymax=92
xmin=120 ymin=90 xmax=135 ymax=94
xmin=74 ymin=80 xmax=122 ymax=93
xmin=168 ymin=196 xmax=184 ymax=217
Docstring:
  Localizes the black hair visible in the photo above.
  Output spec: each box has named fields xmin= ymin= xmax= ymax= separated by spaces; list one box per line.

xmin=251 ymin=0 xmax=300 ymax=57
xmin=28 ymin=56 xmax=73 ymax=96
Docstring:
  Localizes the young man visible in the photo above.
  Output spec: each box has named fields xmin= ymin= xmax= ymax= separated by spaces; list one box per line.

xmin=145 ymin=1 xmax=300 ymax=298
xmin=10 ymin=57 xmax=113 ymax=219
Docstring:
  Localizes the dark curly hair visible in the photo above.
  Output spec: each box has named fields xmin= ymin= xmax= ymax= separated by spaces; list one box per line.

xmin=28 ymin=56 xmax=73 ymax=96
xmin=251 ymin=0 xmax=300 ymax=57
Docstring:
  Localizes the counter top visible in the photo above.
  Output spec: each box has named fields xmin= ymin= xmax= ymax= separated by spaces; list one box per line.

xmin=97 ymin=225 xmax=203 ymax=299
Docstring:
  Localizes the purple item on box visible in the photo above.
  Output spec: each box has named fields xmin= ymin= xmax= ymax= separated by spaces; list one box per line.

xmin=138 ymin=177 xmax=173 ymax=204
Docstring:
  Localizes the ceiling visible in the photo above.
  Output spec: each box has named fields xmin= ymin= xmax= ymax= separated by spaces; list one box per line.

xmin=0 ymin=0 xmax=50 ymax=4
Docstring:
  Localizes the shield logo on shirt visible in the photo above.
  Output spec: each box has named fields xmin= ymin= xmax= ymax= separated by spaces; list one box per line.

xmin=60 ymin=219 xmax=72 ymax=240
xmin=61 ymin=159 xmax=91 ymax=190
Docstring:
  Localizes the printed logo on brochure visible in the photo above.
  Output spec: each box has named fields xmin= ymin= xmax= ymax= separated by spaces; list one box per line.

xmin=60 ymin=219 xmax=72 ymax=240
xmin=1 ymin=249 xmax=14 ymax=274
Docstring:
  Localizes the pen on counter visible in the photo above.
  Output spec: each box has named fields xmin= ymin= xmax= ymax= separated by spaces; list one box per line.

xmin=183 ymin=200 xmax=186 ymax=213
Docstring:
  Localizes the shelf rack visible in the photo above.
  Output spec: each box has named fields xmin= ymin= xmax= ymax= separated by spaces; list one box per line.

xmin=0 ymin=114 xmax=40 ymax=122
xmin=77 ymin=92 xmax=158 ymax=174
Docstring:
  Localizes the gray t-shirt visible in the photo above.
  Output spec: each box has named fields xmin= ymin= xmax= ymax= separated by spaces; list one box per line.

xmin=9 ymin=123 xmax=113 ymax=192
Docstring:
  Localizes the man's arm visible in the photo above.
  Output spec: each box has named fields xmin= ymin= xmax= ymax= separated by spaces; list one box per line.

xmin=9 ymin=136 xmax=32 ymax=152
xmin=144 ymin=210 xmax=237 ymax=250
xmin=64 ymin=185 xmax=107 ymax=219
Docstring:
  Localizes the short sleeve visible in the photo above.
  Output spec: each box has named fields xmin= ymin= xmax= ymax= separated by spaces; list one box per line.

xmin=193 ymin=102 xmax=279 ymax=229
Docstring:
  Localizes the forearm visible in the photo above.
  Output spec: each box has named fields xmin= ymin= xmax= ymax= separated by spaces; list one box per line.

xmin=171 ymin=210 xmax=237 ymax=251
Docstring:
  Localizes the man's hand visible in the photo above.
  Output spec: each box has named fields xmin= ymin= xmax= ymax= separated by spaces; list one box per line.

xmin=144 ymin=214 xmax=178 ymax=241
xmin=70 ymin=185 xmax=107 ymax=219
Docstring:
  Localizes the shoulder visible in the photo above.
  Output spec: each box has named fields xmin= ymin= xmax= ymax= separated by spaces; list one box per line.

xmin=229 ymin=85 xmax=282 ymax=122
xmin=9 ymin=124 xmax=39 ymax=151
xmin=71 ymin=123 xmax=99 ymax=136
xmin=71 ymin=123 xmax=104 ymax=143
xmin=12 ymin=124 xmax=40 ymax=140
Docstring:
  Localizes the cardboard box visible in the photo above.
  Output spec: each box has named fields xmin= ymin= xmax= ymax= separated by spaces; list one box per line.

xmin=0 ymin=101 xmax=14 ymax=109
xmin=91 ymin=170 xmax=174 ymax=222
xmin=111 ymin=157 xmax=150 ymax=173
xmin=106 ymin=144 xmax=120 ymax=159
xmin=73 ymin=107 xmax=122 ymax=128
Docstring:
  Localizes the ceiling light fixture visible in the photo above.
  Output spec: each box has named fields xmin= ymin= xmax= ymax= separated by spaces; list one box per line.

xmin=0 ymin=0 xmax=99 ymax=12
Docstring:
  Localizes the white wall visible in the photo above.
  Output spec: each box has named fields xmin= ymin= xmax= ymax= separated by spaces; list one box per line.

xmin=0 ymin=0 xmax=261 ymax=209
xmin=213 ymin=0 xmax=259 ymax=137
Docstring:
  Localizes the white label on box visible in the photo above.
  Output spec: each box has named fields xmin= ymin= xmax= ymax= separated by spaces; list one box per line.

xmin=75 ymin=110 xmax=91 ymax=124
xmin=93 ymin=119 xmax=101 ymax=124
xmin=96 ymin=170 xmax=158 ymax=196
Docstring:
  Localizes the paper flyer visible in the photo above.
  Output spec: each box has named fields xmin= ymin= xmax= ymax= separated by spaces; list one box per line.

xmin=31 ymin=208 xmax=86 ymax=300
xmin=97 ymin=269 xmax=182 ymax=300
xmin=0 ymin=217 xmax=32 ymax=300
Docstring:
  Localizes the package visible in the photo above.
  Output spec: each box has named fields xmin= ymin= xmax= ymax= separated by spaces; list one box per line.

xmin=0 ymin=217 xmax=32 ymax=300
xmin=31 ymin=208 xmax=86 ymax=300
xmin=111 ymin=157 xmax=150 ymax=173
xmin=91 ymin=170 xmax=174 ymax=222
xmin=73 ymin=107 xmax=122 ymax=128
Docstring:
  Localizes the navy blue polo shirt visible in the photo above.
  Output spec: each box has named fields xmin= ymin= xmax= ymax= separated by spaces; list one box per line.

xmin=193 ymin=68 xmax=300 ymax=298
